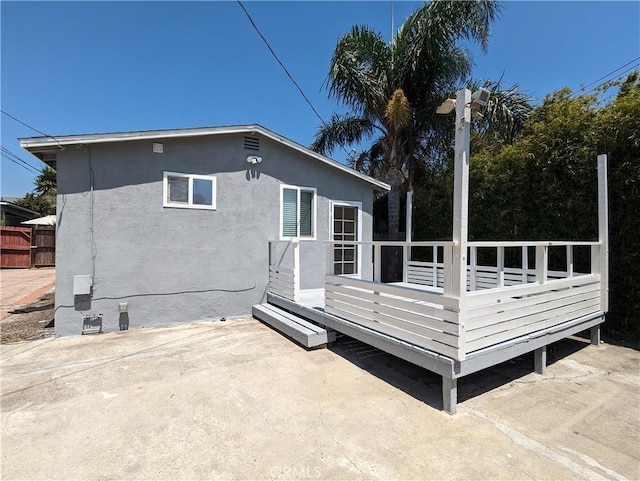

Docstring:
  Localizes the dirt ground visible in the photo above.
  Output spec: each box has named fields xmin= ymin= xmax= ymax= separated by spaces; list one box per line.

xmin=0 ymin=291 xmax=54 ymax=343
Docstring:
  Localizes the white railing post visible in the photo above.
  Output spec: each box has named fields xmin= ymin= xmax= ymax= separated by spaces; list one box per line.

xmin=325 ymin=242 xmax=334 ymax=277
xmin=373 ymin=244 xmax=381 ymax=283
xmin=443 ymin=246 xmax=453 ymax=294
xmin=567 ymin=245 xmax=574 ymax=278
xmin=433 ymin=245 xmax=438 ymax=288
xmin=497 ymin=246 xmax=505 ymax=288
xmin=536 ymin=245 xmax=548 ymax=284
xmin=597 ymin=154 xmax=609 ymax=312
xmin=402 ymin=243 xmax=409 ymax=284
xmin=293 ymin=241 xmax=300 ymax=302
xmin=403 ymin=191 xmax=413 ymax=284
xmin=469 ymin=246 xmax=477 ymax=291
xmin=522 ymin=245 xmax=529 ymax=284
xmin=591 ymin=245 xmax=600 ymax=277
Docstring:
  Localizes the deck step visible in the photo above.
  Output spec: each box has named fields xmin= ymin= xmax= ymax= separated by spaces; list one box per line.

xmin=252 ymin=303 xmax=335 ymax=348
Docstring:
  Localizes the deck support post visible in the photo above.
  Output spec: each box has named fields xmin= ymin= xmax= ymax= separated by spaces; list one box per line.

xmin=590 ymin=325 xmax=601 ymax=346
xmin=534 ymin=346 xmax=547 ymax=374
xmin=442 ymin=376 xmax=457 ymax=415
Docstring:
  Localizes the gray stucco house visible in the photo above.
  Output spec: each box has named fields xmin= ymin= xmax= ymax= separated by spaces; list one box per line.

xmin=20 ymin=125 xmax=389 ymax=336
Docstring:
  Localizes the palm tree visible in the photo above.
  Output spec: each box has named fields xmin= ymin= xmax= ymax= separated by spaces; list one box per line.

xmin=34 ymin=167 xmax=57 ymax=197
xmin=312 ymin=0 xmax=501 ymax=240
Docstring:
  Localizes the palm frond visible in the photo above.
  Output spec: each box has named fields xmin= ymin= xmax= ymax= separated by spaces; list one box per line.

xmin=467 ymin=78 xmax=534 ymax=143
xmin=310 ymin=113 xmax=379 ymax=156
xmin=327 ymin=25 xmax=392 ymax=117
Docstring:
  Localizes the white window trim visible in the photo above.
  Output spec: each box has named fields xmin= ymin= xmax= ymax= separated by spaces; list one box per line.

xmin=163 ymin=171 xmax=217 ymax=210
xmin=279 ymin=184 xmax=317 ymax=241
xmin=331 ymin=200 xmax=362 ymax=278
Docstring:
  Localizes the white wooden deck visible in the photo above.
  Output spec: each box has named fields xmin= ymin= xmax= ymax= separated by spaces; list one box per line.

xmin=263 ymin=155 xmax=608 ymax=414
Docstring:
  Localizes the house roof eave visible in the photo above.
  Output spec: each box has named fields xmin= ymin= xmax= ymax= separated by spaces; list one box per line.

xmin=19 ymin=124 xmax=391 ymax=192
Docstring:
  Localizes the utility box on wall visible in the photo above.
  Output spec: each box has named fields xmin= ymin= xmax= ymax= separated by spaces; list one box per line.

xmin=73 ymin=275 xmax=92 ymax=296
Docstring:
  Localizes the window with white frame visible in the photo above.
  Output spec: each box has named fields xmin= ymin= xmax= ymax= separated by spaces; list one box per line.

xmin=163 ymin=172 xmax=217 ymax=210
xmin=281 ymin=185 xmax=316 ymax=239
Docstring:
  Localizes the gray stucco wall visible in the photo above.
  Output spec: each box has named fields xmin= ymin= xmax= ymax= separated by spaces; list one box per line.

xmin=54 ymin=132 xmax=374 ymax=336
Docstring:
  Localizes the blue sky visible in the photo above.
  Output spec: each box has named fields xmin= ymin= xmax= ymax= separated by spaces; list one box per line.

xmin=2 ymin=1 xmax=639 ymax=198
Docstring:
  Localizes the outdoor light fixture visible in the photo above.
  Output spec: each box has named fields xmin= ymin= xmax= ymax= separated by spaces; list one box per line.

xmin=436 ymin=87 xmax=491 ymax=115
xmin=246 ymin=155 xmax=262 ymax=164
xmin=470 ymin=87 xmax=491 ymax=109
xmin=436 ymin=98 xmax=456 ymax=114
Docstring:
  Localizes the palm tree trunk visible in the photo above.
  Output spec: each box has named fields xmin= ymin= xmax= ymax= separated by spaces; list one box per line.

xmin=384 ymin=167 xmax=403 ymax=282
xmin=386 ymin=167 xmax=402 ymax=240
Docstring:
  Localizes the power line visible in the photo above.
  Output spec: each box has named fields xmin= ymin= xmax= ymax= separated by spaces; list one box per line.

xmin=1 ymin=145 xmax=42 ymax=172
xmin=2 ymin=154 xmax=38 ymax=174
xmin=1 ymin=109 xmax=62 ymax=146
xmin=581 ymin=63 xmax=640 ymax=97
xmin=235 ymin=1 xmax=329 ymax=123
xmin=572 ymin=56 xmax=640 ymax=98
xmin=1 ymin=148 xmax=40 ymax=174
xmin=235 ymin=1 xmax=354 ymax=160
xmin=1 ymin=151 xmax=40 ymax=175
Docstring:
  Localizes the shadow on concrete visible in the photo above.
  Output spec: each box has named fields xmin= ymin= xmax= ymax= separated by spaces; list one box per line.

xmin=9 ymin=304 xmax=53 ymax=315
xmin=329 ymin=334 xmax=593 ymax=412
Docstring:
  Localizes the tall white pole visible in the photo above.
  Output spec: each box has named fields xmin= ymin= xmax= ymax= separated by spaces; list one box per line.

xmin=448 ymin=89 xmax=471 ymax=303
xmin=597 ymin=154 xmax=609 ymax=313
xmin=447 ymin=88 xmax=471 ymax=362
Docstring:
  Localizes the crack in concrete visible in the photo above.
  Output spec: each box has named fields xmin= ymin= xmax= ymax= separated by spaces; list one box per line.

xmin=316 ymin=401 xmax=364 ymax=478
xmin=468 ymin=407 xmax=610 ymax=481
xmin=291 ymin=386 xmax=365 ymax=479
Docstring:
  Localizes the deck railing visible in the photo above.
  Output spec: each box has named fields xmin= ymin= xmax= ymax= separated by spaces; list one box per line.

xmin=325 ymin=241 xmax=464 ymax=359
xmin=266 ymin=238 xmax=606 ymax=362
xmin=461 ymin=241 xmax=604 ymax=357
xmin=320 ymin=240 xmax=605 ymax=362
xmin=268 ymin=240 xmax=300 ymax=302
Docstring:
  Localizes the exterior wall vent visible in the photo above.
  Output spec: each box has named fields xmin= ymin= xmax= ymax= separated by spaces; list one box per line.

xmin=244 ymin=136 xmax=260 ymax=151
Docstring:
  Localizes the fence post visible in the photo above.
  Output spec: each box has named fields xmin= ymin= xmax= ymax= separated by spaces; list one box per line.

xmin=567 ymin=245 xmax=574 ymax=278
xmin=522 ymin=246 xmax=529 ymax=284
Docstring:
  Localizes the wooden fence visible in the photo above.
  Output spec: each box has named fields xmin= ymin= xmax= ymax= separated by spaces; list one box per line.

xmin=0 ymin=226 xmax=55 ymax=268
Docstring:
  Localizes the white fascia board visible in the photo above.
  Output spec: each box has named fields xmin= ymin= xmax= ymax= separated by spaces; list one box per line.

xmin=19 ymin=124 xmax=390 ymax=192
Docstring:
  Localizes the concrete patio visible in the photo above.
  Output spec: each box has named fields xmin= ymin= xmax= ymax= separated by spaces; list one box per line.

xmin=1 ymin=317 xmax=638 ymax=480
xmin=0 ymin=267 xmax=55 ymax=319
